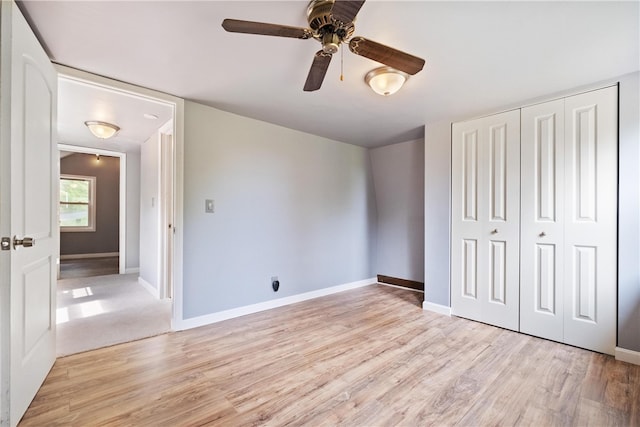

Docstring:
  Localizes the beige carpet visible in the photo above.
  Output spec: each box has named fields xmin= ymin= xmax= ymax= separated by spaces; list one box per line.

xmin=56 ymin=273 xmax=172 ymax=357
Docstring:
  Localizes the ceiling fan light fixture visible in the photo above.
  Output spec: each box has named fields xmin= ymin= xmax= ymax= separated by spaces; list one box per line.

xmin=365 ymin=66 xmax=408 ymax=96
xmin=84 ymin=121 xmax=120 ymax=139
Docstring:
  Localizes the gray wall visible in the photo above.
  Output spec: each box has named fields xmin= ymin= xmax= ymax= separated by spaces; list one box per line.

xmin=60 ymin=153 xmax=119 ymax=255
xmin=423 ymin=71 xmax=640 ymax=352
xmin=370 ymin=139 xmax=424 ymax=282
xmin=139 ymin=132 xmax=160 ymax=288
xmin=424 ymin=122 xmax=452 ymax=306
xmin=182 ymin=101 xmax=376 ymax=319
xmin=125 ymin=151 xmax=140 ymax=271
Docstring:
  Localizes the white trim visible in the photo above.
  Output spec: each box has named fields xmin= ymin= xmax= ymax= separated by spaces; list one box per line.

xmin=159 ymin=121 xmax=174 ymax=301
xmin=119 ymin=155 xmax=126 ymax=274
xmin=125 ymin=267 xmax=140 ymax=274
xmin=171 ymin=97 xmax=185 ymax=332
xmin=174 ymin=278 xmax=376 ymax=331
xmin=615 ymin=347 xmax=640 ymax=366
xmin=59 ymin=174 xmax=96 ymax=232
xmin=138 ymin=276 xmax=159 ymax=299
xmin=422 ymin=300 xmax=452 ymax=316
xmin=58 ymin=144 xmax=124 ymax=158
xmin=60 ymin=252 xmax=118 ymax=260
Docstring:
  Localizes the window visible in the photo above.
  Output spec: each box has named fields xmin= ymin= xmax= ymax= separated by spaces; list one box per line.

xmin=60 ymin=174 xmax=96 ymax=232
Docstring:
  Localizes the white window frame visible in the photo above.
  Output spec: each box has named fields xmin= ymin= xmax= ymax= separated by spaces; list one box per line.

xmin=60 ymin=174 xmax=96 ymax=232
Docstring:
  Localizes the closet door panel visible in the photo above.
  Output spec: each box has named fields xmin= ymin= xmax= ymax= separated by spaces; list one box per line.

xmin=462 ymin=129 xmax=479 ymax=222
xmin=452 ymin=119 xmax=485 ymax=322
xmin=452 ymin=110 xmax=519 ymax=331
xmin=520 ymin=100 xmax=565 ymax=342
xmin=482 ymin=111 xmax=520 ymax=331
xmin=563 ymin=86 xmax=617 ymax=355
xmin=489 ymin=123 xmax=508 ymax=221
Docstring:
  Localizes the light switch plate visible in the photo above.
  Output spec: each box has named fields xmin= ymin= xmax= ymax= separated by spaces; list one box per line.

xmin=205 ymin=199 xmax=214 ymax=213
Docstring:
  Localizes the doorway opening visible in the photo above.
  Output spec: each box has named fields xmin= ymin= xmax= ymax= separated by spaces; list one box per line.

xmin=55 ymin=68 xmax=180 ymax=356
xmin=58 ymin=147 xmax=126 ymax=279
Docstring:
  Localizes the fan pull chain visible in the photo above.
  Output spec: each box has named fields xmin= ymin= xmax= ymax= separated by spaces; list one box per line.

xmin=340 ymin=44 xmax=344 ymax=81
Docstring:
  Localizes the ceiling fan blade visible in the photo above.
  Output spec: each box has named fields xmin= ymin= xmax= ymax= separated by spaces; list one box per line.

xmin=304 ymin=51 xmax=333 ymax=92
xmin=222 ymin=19 xmax=313 ymax=39
xmin=349 ymin=36 xmax=425 ymax=75
xmin=330 ymin=0 xmax=366 ymax=24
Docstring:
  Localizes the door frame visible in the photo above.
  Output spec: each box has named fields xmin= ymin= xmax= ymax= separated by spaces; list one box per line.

xmin=55 ymin=65 xmax=185 ymax=330
xmin=58 ymin=144 xmax=127 ymax=274
xmin=159 ymin=121 xmax=174 ymax=300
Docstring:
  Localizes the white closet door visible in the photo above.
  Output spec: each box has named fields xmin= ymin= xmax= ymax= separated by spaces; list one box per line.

xmin=451 ymin=110 xmax=520 ymax=331
xmin=452 ymin=118 xmax=484 ymax=323
xmin=563 ymin=86 xmax=617 ymax=355
xmin=520 ymin=99 xmax=565 ymax=342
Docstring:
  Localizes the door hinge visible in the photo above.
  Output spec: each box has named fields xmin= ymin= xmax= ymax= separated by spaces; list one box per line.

xmin=1 ymin=237 xmax=10 ymax=251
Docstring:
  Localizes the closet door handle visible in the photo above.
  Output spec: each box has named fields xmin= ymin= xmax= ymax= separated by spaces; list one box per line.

xmin=491 ymin=229 xmax=498 ymax=234
xmin=539 ymin=231 xmax=546 ymax=237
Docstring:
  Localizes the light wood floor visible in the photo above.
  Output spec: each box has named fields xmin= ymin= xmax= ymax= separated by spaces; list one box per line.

xmin=20 ymin=284 xmax=639 ymax=426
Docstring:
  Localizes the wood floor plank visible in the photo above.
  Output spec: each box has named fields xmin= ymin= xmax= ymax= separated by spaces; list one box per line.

xmin=19 ymin=284 xmax=640 ymax=426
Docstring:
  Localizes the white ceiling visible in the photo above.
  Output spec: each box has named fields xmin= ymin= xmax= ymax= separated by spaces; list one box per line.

xmin=18 ymin=1 xmax=639 ymax=149
xmin=58 ymin=77 xmax=173 ymax=153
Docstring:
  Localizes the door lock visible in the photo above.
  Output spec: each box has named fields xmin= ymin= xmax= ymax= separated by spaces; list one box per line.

xmin=13 ymin=236 xmax=35 ymax=249
xmin=1 ymin=237 xmax=10 ymax=251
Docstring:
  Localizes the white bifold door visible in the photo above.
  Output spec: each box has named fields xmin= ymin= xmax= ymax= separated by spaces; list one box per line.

xmin=520 ymin=86 xmax=618 ymax=355
xmin=451 ymin=86 xmax=618 ymax=355
xmin=451 ymin=110 xmax=521 ymax=331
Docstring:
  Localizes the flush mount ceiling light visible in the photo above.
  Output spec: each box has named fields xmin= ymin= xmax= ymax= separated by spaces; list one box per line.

xmin=84 ymin=121 xmax=120 ymax=139
xmin=365 ymin=66 xmax=409 ymax=96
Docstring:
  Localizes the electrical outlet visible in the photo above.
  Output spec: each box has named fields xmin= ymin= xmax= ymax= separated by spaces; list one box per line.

xmin=271 ymin=276 xmax=279 ymax=292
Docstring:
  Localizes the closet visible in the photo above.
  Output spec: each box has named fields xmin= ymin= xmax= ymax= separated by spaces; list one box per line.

xmin=451 ymin=86 xmax=618 ymax=355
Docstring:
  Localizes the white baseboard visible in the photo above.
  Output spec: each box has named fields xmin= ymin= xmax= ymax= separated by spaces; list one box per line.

xmin=138 ymin=276 xmax=159 ymax=299
xmin=615 ymin=347 xmax=640 ymax=365
xmin=60 ymin=252 xmax=119 ymax=260
xmin=175 ymin=277 xmax=376 ymax=331
xmin=125 ymin=267 xmax=140 ymax=274
xmin=422 ymin=300 xmax=452 ymax=316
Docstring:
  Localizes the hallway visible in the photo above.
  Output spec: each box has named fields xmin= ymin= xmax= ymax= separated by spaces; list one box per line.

xmin=57 ymin=273 xmax=171 ymax=357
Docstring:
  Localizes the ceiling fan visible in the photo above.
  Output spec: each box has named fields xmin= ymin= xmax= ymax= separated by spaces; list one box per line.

xmin=222 ymin=0 xmax=425 ymax=92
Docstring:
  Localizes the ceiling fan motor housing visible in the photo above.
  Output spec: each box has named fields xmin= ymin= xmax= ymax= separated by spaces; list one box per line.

xmin=307 ymin=0 xmax=355 ymax=54
xmin=307 ymin=0 xmax=334 ymax=31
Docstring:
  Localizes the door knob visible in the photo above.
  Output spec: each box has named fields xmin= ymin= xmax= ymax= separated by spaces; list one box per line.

xmin=13 ymin=236 xmax=35 ymax=249
xmin=491 ymin=229 xmax=498 ymax=234
xmin=539 ymin=231 xmax=546 ymax=237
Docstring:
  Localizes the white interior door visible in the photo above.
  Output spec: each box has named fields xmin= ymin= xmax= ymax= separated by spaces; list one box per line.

xmin=562 ymin=86 xmax=617 ymax=355
xmin=451 ymin=110 xmax=520 ymax=331
xmin=520 ymin=99 xmax=565 ymax=342
xmin=0 ymin=2 xmax=58 ymax=425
